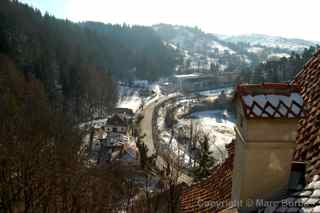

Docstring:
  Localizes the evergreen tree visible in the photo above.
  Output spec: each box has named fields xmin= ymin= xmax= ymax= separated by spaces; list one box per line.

xmin=194 ymin=135 xmax=216 ymax=180
xmin=245 ymin=46 xmax=319 ymax=84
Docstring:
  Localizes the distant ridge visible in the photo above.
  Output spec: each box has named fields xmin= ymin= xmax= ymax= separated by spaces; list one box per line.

xmin=152 ymin=24 xmax=319 ymax=74
xmin=217 ymin=33 xmax=319 ymax=51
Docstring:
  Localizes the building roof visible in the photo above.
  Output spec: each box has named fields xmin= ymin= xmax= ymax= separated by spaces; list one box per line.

xmin=106 ymin=114 xmax=128 ymax=126
xmin=293 ymin=49 xmax=320 ymax=182
xmin=113 ymin=108 xmax=134 ymax=115
xmin=236 ymin=83 xmax=304 ymax=119
xmin=175 ymin=73 xmax=201 ymax=79
xmin=180 ymin=143 xmax=234 ymax=213
xmin=257 ymin=49 xmax=320 ymax=213
xmin=260 ymin=175 xmax=320 ymax=213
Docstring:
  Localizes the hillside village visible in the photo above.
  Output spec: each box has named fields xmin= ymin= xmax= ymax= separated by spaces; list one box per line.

xmin=72 ymin=49 xmax=320 ymax=213
xmin=0 ymin=1 xmax=320 ymax=213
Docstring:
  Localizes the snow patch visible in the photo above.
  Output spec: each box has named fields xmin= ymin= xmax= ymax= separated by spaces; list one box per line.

xmin=248 ymin=47 xmax=264 ymax=53
xmin=268 ymin=53 xmax=290 ymax=59
xmin=187 ymin=110 xmax=235 ymax=163
xmin=117 ymin=88 xmax=142 ymax=113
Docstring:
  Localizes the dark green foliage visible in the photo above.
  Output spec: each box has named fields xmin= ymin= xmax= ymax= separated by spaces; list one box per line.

xmin=136 ymin=134 xmax=157 ymax=170
xmin=236 ymin=46 xmax=319 ymax=84
xmin=0 ymin=0 xmax=180 ymax=122
xmin=194 ymin=135 xmax=216 ymax=180
xmin=165 ymin=107 xmax=177 ymax=129
xmin=0 ymin=55 xmax=123 ymax=212
xmin=136 ymin=136 xmax=149 ymax=169
xmin=82 ymin=22 xmax=180 ymax=80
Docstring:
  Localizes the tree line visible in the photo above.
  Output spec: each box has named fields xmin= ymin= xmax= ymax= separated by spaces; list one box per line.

xmin=0 ymin=0 xmax=182 ymax=212
xmin=236 ymin=46 xmax=319 ymax=84
xmin=0 ymin=54 xmax=144 ymax=212
xmin=0 ymin=0 xmax=180 ymax=121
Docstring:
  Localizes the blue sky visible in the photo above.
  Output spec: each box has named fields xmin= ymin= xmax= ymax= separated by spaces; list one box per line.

xmin=20 ymin=0 xmax=67 ymax=19
xmin=19 ymin=0 xmax=320 ymax=41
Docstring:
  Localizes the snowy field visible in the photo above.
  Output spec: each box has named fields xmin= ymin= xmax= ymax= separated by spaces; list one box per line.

xmin=187 ymin=110 xmax=235 ymax=162
xmin=176 ymin=109 xmax=235 ymax=164
xmin=196 ymin=87 xmax=233 ymax=97
xmin=157 ymin=96 xmax=235 ymax=167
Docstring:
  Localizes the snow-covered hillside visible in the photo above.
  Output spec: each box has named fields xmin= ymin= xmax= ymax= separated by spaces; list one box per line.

xmin=154 ymin=24 xmax=243 ymax=73
xmin=218 ymin=34 xmax=319 ymax=52
xmin=153 ymin=24 xmax=318 ymax=74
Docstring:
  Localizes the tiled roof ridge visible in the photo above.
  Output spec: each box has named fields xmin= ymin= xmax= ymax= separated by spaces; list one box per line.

xmin=295 ymin=48 xmax=320 ymax=80
xmin=293 ymin=48 xmax=320 ymax=182
xmin=260 ymin=174 xmax=320 ymax=213
xmin=187 ymin=142 xmax=235 ymax=187
xmin=180 ymin=142 xmax=235 ymax=212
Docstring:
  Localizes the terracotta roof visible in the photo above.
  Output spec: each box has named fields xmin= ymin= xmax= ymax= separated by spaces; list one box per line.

xmin=257 ymin=49 xmax=320 ymax=213
xmin=293 ymin=49 xmax=320 ymax=182
xmin=236 ymin=83 xmax=304 ymax=119
xmin=180 ymin=142 xmax=234 ymax=213
xmin=260 ymin=175 xmax=320 ymax=213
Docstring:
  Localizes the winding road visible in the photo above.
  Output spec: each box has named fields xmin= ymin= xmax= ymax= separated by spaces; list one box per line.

xmin=140 ymin=94 xmax=193 ymax=184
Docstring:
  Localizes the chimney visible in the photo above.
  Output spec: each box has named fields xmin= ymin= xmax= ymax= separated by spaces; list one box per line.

xmin=231 ymin=83 xmax=304 ymax=209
